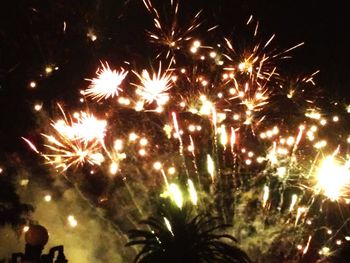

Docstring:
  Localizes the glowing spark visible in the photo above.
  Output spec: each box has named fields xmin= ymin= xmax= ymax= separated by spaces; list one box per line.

xmin=87 ymin=29 xmax=97 ymax=41
xmin=263 ymin=185 xmax=269 ymax=207
xmin=295 ymin=207 xmax=307 ymax=226
xmin=45 ymin=66 xmax=53 ymax=74
xmin=168 ymin=183 xmax=183 ymax=208
xmin=188 ymin=124 xmax=196 ymax=132
xmin=44 ymin=195 xmax=52 ymax=202
xmin=238 ymin=61 xmax=253 ymax=73
xmin=153 ymin=161 xmax=162 ymax=170
xmin=22 ymin=137 xmax=40 ymax=154
xmin=163 ymin=124 xmax=173 ymax=139
xmin=211 ymin=107 xmax=217 ymax=133
xmin=118 ymin=97 xmax=131 ymax=105
xmin=287 ymin=89 xmax=294 ymax=98
xmin=268 ymin=142 xmax=278 ymax=165
xmin=220 ymin=124 xmax=228 ymax=146
xmin=199 ymin=99 xmax=214 ymax=116
xmin=320 ymin=119 xmax=327 ymax=126
xmin=160 ymin=169 xmax=169 ymax=186
xmin=319 ymin=247 xmax=330 ymax=256
xmin=34 ymin=104 xmax=43 ymax=111
xmin=67 ymin=215 xmax=78 ymax=228
xmin=164 ymin=217 xmax=174 ymax=236
xmin=295 ymin=125 xmax=304 ymax=147
xmin=303 ymin=236 xmax=312 ymax=255
xmin=20 ymin=179 xmax=29 ymax=186
xmin=193 ymin=40 xmax=201 ymax=48
xmin=314 ymin=140 xmax=327 ymax=149
xmin=172 ymin=112 xmax=183 ymax=149
xmin=230 ymin=127 xmax=236 ymax=150
xmin=85 ymin=62 xmax=128 ymax=101
xmin=187 ymin=179 xmax=198 ymax=205
xmin=110 ymin=162 xmax=119 ymax=175
xmin=140 ymin=138 xmax=148 ymax=146
xmin=129 ymin=132 xmax=138 ymax=141
xmin=168 ymin=167 xmax=176 ymax=175
xmin=305 ymin=109 xmax=321 ymax=120
xmin=209 ymin=51 xmax=216 ymax=58
xmin=257 ymin=157 xmax=265 ymax=163
xmin=114 ymin=139 xmax=123 ymax=151
xmin=277 ymin=166 xmax=287 ymax=178
xmin=29 ymin=81 xmax=36 ymax=88
xmin=289 ymin=194 xmax=298 ymax=211
xmin=207 ymin=154 xmax=215 ymax=180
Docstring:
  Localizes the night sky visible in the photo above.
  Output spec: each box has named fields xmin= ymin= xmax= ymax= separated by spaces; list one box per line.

xmin=1 ymin=0 xmax=350 ymax=156
xmin=1 ymin=0 xmax=350 ymax=261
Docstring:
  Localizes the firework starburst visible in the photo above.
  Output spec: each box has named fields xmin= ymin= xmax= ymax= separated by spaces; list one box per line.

xmin=23 ymin=1 xmax=350 ymax=262
xmin=84 ymin=62 xmax=128 ymax=101
xmin=133 ymin=65 xmax=174 ymax=109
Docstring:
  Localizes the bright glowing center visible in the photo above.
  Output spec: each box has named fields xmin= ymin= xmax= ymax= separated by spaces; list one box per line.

xmin=316 ymin=156 xmax=350 ymax=201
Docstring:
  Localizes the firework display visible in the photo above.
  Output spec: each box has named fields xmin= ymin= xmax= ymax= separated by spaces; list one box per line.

xmin=18 ymin=0 xmax=350 ymax=262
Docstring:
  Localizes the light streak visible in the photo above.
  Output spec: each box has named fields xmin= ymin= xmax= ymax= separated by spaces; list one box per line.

xmin=168 ymin=183 xmax=183 ymax=208
xmin=187 ymin=179 xmax=198 ymax=205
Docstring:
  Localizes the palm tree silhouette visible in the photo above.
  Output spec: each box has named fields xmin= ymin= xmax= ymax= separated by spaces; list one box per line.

xmin=126 ymin=201 xmax=251 ymax=263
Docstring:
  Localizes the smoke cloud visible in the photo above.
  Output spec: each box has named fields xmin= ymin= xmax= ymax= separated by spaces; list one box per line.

xmin=0 ymin=167 xmax=133 ymax=263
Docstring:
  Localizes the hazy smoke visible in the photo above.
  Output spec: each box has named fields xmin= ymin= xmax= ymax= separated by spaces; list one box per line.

xmin=0 ymin=167 xmax=133 ymax=263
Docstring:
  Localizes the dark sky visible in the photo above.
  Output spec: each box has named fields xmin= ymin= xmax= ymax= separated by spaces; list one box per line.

xmin=209 ymin=0 xmax=350 ymax=95
xmin=0 ymin=0 xmax=350 ymax=155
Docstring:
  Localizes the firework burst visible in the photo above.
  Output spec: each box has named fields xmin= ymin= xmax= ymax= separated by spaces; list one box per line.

xmin=84 ymin=62 xmax=128 ymax=101
xmin=133 ymin=64 xmax=174 ymax=110
xmin=26 ymin=106 xmax=107 ymax=171
xmin=23 ymin=1 xmax=350 ymax=262
xmin=143 ymin=0 xmax=202 ymax=64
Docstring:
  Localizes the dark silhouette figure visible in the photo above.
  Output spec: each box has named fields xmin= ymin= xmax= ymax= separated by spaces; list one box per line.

xmin=11 ymin=225 xmax=67 ymax=263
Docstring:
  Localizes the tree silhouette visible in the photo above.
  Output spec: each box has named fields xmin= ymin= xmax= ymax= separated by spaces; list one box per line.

xmin=126 ymin=201 xmax=251 ymax=263
xmin=0 ymin=175 xmax=32 ymax=228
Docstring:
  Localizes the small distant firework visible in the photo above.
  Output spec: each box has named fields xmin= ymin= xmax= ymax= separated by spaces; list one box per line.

xmin=143 ymin=0 xmax=202 ymax=64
